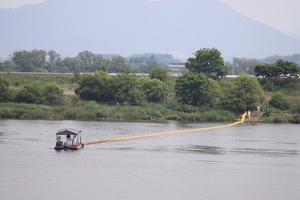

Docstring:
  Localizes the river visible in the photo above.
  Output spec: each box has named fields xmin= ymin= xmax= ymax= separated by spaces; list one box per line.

xmin=0 ymin=120 xmax=299 ymax=200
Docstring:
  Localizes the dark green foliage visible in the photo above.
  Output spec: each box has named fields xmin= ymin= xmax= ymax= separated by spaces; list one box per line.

xmin=112 ymin=73 xmax=144 ymax=103
xmin=0 ymin=73 xmax=13 ymax=102
xmin=149 ymin=67 xmax=169 ymax=82
xmin=138 ymin=77 xmax=169 ymax=103
xmin=15 ymin=82 xmax=64 ymax=105
xmin=15 ymin=83 xmax=44 ymax=104
xmin=185 ymin=48 xmax=228 ymax=79
xmin=12 ymin=49 xmax=47 ymax=72
xmin=175 ymin=72 xmax=222 ymax=107
xmin=76 ymin=72 xmax=168 ymax=104
xmin=75 ymin=71 xmax=114 ymax=102
xmin=255 ymin=59 xmax=300 ymax=78
xmin=269 ymin=93 xmax=290 ymax=110
xmin=43 ymin=83 xmax=64 ymax=105
xmin=220 ymin=74 xmax=265 ymax=113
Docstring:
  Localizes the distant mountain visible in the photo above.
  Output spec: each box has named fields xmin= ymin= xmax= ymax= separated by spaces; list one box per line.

xmin=1 ymin=0 xmax=300 ymax=59
xmin=290 ymin=34 xmax=300 ymax=41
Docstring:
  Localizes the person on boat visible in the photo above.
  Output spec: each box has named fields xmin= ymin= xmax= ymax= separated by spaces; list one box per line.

xmin=72 ymin=135 xmax=77 ymax=145
xmin=64 ymin=134 xmax=71 ymax=147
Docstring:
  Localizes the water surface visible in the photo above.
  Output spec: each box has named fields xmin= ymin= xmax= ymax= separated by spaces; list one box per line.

xmin=0 ymin=120 xmax=299 ymax=200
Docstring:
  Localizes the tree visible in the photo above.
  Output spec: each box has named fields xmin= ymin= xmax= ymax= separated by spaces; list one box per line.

xmin=15 ymin=83 xmax=44 ymax=104
xmin=254 ymin=63 xmax=274 ymax=78
xmin=220 ymin=74 xmax=265 ymax=113
xmin=62 ymin=57 xmax=79 ymax=73
xmin=175 ymin=72 xmax=222 ymax=107
xmin=12 ymin=49 xmax=47 ymax=72
xmin=43 ymin=83 xmax=64 ymax=105
xmin=91 ymin=54 xmax=105 ymax=72
xmin=185 ymin=48 xmax=228 ymax=79
xmin=47 ymin=50 xmax=61 ymax=73
xmin=112 ymin=73 xmax=144 ymax=103
xmin=255 ymin=59 xmax=300 ymax=78
xmin=138 ymin=76 xmax=169 ymax=103
xmin=231 ymin=58 xmax=262 ymax=75
xmin=77 ymin=50 xmax=95 ymax=72
xmin=269 ymin=93 xmax=290 ymax=110
xmin=147 ymin=55 xmax=159 ymax=69
xmin=109 ymin=56 xmax=128 ymax=73
xmin=75 ymin=70 xmax=113 ymax=102
xmin=0 ymin=73 xmax=12 ymax=102
xmin=149 ymin=67 xmax=169 ymax=82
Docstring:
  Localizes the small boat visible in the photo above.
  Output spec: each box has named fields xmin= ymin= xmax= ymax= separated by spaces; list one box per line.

xmin=54 ymin=128 xmax=84 ymax=150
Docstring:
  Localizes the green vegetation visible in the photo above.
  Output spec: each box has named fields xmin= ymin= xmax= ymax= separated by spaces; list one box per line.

xmin=1 ymin=49 xmax=174 ymax=74
xmin=1 ymin=47 xmax=300 ymax=123
xmin=269 ymin=93 xmax=290 ymax=110
xmin=185 ymin=48 xmax=228 ymax=79
xmin=0 ymin=102 xmax=236 ymax=122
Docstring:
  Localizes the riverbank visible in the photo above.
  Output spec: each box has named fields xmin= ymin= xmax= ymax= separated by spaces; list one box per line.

xmin=2 ymin=73 xmax=300 ymax=123
xmin=0 ymin=102 xmax=237 ymax=122
xmin=1 ymin=102 xmax=299 ymax=123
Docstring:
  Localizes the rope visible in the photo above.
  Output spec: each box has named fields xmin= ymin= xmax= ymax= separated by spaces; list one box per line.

xmin=83 ymin=111 xmax=247 ymax=146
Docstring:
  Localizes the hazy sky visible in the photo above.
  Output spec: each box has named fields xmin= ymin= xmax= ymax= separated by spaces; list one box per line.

xmin=0 ymin=0 xmax=299 ymax=35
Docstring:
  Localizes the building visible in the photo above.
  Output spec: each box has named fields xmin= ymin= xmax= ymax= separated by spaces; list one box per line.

xmin=168 ymin=63 xmax=186 ymax=75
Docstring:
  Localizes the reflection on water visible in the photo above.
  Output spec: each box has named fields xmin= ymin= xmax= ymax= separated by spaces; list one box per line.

xmin=0 ymin=120 xmax=299 ymax=200
xmin=177 ymin=145 xmax=224 ymax=155
xmin=231 ymin=148 xmax=299 ymax=157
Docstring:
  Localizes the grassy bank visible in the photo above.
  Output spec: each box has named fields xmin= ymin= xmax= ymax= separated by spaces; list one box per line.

xmin=2 ymin=73 xmax=300 ymax=123
xmin=0 ymin=102 xmax=237 ymax=122
xmin=3 ymin=73 xmax=77 ymax=95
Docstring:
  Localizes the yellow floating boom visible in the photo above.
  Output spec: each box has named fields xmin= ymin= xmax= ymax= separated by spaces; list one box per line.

xmin=84 ymin=111 xmax=247 ymax=146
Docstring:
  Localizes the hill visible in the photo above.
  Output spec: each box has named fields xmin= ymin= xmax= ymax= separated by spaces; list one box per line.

xmin=1 ymin=0 xmax=300 ymax=59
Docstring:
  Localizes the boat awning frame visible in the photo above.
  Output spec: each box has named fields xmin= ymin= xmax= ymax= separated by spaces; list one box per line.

xmin=56 ymin=128 xmax=82 ymax=136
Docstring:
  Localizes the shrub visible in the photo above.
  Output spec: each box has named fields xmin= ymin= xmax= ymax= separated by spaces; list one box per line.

xmin=15 ymin=83 xmax=44 ymax=104
xmin=269 ymin=93 xmax=290 ymax=110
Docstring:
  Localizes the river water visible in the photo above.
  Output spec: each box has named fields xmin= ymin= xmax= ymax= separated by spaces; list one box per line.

xmin=0 ymin=120 xmax=299 ymax=200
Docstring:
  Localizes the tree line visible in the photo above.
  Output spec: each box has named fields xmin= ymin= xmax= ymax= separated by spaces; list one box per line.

xmin=1 ymin=47 xmax=299 ymax=117
xmin=0 ymin=50 xmax=174 ymax=74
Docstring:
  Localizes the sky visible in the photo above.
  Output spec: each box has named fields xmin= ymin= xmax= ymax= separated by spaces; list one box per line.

xmin=0 ymin=0 xmax=299 ymax=36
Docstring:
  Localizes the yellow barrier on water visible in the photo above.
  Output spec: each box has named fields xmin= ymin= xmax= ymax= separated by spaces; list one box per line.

xmin=84 ymin=111 xmax=247 ymax=146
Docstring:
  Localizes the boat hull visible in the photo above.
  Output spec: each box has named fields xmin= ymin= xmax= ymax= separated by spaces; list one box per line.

xmin=54 ymin=143 xmax=84 ymax=150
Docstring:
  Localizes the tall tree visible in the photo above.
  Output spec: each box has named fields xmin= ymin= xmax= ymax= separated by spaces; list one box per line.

xmin=75 ymin=70 xmax=113 ymax=102
xmin=62 ymin=57 xmax=79 ymax=73
xmin=185 ymin=48 xmax=228 ymax=79
xmin=109 ymin=56 xmax=128 ymax=73
xmin=112 ymin=73 xmax=144 ymax=103
xmin=175 ymin=72 xmax=222 ymax=107
xmin=77 ymin=50 xmax=95 ymax=72
xmin=12 ymin=49 xmax=47 ymax=72
xmin=48 ymin=50 xmax=61 ymax=73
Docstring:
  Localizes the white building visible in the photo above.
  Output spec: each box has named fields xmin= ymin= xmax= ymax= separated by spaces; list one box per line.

xmin=168 ymin=63 xmax=186 ymax=75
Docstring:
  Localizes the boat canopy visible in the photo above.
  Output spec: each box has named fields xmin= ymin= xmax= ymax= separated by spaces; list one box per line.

xmin=56 ymin=128 xmax=82 ymax=136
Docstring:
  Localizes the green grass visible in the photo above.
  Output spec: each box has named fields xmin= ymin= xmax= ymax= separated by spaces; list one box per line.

xmin=2 ymin=73 xmax=300 ymax=123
